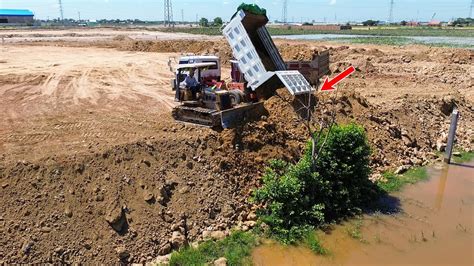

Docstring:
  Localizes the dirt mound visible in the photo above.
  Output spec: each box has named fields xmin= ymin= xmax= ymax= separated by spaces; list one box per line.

xmin=1 ymin=88 xmax=473 ymax=264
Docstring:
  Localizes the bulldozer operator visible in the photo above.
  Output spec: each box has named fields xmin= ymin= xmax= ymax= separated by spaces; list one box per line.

xmin=179 ymin=68 xmax=200 ymax=100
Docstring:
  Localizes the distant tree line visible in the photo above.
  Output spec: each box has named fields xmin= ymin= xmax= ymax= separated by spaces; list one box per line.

xmin=451 ymin=18 xmax=474 ymax=26
xmin=199 ymin=17 xmax=223 ymax=27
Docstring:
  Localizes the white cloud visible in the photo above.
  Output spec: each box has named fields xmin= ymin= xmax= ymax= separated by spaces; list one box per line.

xmin=329 ymin=0 xmax=336 ymax=5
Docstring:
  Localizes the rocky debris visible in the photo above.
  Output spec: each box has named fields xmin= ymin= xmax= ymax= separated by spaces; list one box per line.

xmin=214 ymin=257 xmax=228 ymax=266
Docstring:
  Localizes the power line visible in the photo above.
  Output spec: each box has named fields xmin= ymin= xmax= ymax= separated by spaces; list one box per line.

xmin=58 ymin=0 xmax=64 ymax=20
xmin=388 ymin=0 xmax=394 ymax=23
xmin=164 ymin=0 xmax=173 ymax=27
xmin=282 ymin=0 xmax=288 ymax=24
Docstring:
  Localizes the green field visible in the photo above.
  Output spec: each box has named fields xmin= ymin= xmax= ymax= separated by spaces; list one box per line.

xmin=323 ymin=36 xmax=474 ymax=49
xmin=155 ymin=26 xmax=474 ymax=38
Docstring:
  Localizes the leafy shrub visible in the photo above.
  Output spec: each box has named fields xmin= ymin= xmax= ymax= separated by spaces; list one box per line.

xmin=253 ymin=124 xmax=380 ymax=243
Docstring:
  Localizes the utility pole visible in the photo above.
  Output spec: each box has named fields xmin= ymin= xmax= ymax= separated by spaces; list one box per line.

xmin=164 ymin=0 xmax=173 ymax=27
xmin=78 ymin=11 xmax=81 ymax=21
xmin=58 ymin=0 xmax=64 ymax=21
xmin=181 ymin=9 xmax=184 ymax=23
xmin=282 ymin=0 xmax=288 ymax=24
xmin=470 ymin=0 xmax=473 ymax=18
xmin=388 ymin=0 xmax=394 ymax=24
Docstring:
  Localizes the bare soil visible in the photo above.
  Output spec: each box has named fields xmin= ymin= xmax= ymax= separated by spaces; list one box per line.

xmin=0 ymin=29 xmax=473 ymax=264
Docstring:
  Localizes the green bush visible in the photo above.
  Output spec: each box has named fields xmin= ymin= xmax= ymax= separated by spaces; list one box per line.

xmin=253 ymin=124 xmax=380 ymax=244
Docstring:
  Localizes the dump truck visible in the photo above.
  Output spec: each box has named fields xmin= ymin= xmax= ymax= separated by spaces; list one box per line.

xmin=172 ymin=4 xmax=329 ymax=128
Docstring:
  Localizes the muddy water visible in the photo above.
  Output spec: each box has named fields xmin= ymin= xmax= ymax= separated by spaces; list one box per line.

xmin=252 ymin=161 xmax=474 ymax=265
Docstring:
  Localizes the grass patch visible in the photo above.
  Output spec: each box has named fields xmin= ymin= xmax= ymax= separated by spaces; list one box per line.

xmin=329 ymin=36 xmax=410 ymax=46
xmin=324 ymin=36 xmax=474 ymax=49
xmin=377 ymin=167 xmax=429 ymax=193
xmin=302 ymin=231 xmax=329 ymax=255
xmin=169 ymin=231 xmax=257 ymax=266
xmin=346 ymin=218 xmax=367 ymax=243
xmin=452 ymin=151 xmax=474 ymax=163
xmin=154 ymin=26 xmax=474 ymax=38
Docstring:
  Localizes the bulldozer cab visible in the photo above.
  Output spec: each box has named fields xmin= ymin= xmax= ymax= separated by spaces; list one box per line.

xmin=174 ymin=62 xmax=217 ymax=102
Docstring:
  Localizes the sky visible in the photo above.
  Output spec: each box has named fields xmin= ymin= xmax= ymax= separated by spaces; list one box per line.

xmin=0 ymin=0 xmax=471 ymax=22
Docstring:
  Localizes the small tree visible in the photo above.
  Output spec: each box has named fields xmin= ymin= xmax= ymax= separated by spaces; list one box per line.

xmin=199 ymin=17 xmax=209 ymax=27
xmin=213 ymin=17 xmax=223 ymax=26
xmin=400 ymin=20 xmax=407 ymax=26
xmin=362 ymin=20 xmax=378 ymax=26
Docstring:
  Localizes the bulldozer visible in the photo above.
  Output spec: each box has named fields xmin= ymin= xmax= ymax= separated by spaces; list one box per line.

xmin=171 ymin=4 xmax=330 ymax=128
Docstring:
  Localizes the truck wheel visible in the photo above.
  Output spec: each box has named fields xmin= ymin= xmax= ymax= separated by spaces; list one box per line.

xmin=229 ymin=90 xmax=243 ymax=106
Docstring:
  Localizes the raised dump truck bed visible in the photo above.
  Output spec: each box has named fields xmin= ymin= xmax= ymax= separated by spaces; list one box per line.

xmin=223 ymin=10 xmax=313 ymax=96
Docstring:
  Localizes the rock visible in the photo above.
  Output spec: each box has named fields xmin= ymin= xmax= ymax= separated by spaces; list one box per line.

xmin=210 ymin=230 xmax=226 ymax=240
xmin=190 ymin=241 xmax=199 ymax=249
xmin=214 ymin=257 xmax=227 ymax=266
xmin=143 ymin=190 xmax=155 ymax=202
xmin=402 ymin=135 xmax=416 ymax=148
xmin=105 ymin=206 xmax=126 ymax=232
xmin=40 ymin=227 xmax=52 ymax=233
xmin=436 ymin=139 xmax=446 ymax=152
xmin=260 ymin=222 xmax=270 ymax=233
xmin=75 ymin=163 xmax=85 ymax=174
xmin=64 ymin=207 xmax=73 ymax=218
xmin=394 ymin=165 xmax=410 ymax=175
xmin=186 ymin=162 xmax=193 ymax=169
xmin=202 ymin=230 xmax=212 ymax=240
xmin=22 ymin=241 xmax=33 ymax=255
xmin=246 ymin=212 xmax=257 ymax=221
xmin=142 ymin=159 xmax=151 ymax=167
xmin=153 ymin=254 xmax=171 ymax=265
xmin=179 ymin=186 xmax=189 ymax=194
xmin=453 ymin=151 xmax=462 ymax=157
xmin=170 ymin=231 xmax=186 ymax=249
xmin=116 ymin=246 xmax=130 ymax=260
xmin=158 ymin=243 xmax=172 ymax=255
xmin=243 ymin=221 xmax=257 ymax=228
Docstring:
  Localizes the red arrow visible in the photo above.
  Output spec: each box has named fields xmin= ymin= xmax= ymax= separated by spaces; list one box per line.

xmin=320 ymin=66 xmax=355 ymax=91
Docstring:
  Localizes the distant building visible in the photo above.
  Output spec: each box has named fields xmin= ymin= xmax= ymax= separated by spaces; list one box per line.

xmin=407 ymin=21 xmax=420 ymax=27
xmin=428 ymin=20 xmax=442 ymax=27
xmin=0 ymin=9 xmax=34 ymax=24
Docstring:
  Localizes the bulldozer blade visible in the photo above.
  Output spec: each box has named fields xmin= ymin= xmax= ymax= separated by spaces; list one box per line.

xmin=220 ymin=102 xmax=266 ymax=128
